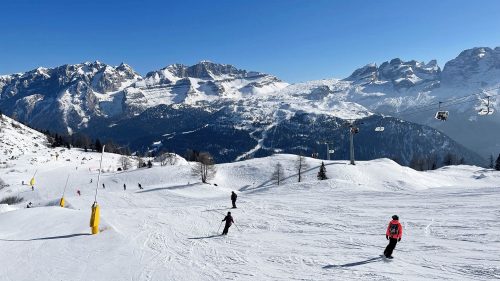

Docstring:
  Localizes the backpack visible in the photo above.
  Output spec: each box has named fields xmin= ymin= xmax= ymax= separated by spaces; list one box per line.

xmin=389 ymin=223 xmax=399 ymax=235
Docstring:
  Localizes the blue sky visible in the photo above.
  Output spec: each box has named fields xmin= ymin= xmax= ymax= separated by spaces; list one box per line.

xmin=1 ymin=0 xmax=499 ymax=82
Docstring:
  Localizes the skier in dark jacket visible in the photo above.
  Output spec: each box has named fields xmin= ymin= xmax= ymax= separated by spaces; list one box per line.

xmin=221 ymin=212 xmax=234 ymax=235
xmin=231 ymin=191 xmax=237 ymax=208
xmin=384 ymin=215 xmax=403 ymax=259
xmin=123 ymin=184 xmax=126 ymax=191
xmin=138 ymin=183 xmax=143 ymax=189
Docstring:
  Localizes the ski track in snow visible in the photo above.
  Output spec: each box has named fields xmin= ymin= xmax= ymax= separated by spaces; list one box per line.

xmin=0 ymin=126 xmax=499 ymax=281
xmin=2 ymin=180 xmax=499 ymax=280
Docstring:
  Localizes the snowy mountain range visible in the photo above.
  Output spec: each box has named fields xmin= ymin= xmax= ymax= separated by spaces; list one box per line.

xmin=1 ymin=47 xmax=499 ymax=164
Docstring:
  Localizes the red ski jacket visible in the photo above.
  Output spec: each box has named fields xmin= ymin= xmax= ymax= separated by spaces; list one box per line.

xmin=386 ymin=220 xmax=403 ymax=239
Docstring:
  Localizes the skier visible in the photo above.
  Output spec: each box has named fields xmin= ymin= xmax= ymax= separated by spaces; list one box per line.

xmin=31 ymin=185 xmax=34 ymax=191
xmin=231 ymin=191 xmax=237 ymax=208
xmin=384 ymin=215 xmax=403 ymax=259
xmin=221 ymin=211 xmax=234 ymax=235
xmin=138 ymin=183 xmax=143 ymax=189
xmin=123 ymin=184 xmax=126 ymax=191
xmin=90 ymin=179 xmax=93 ymax=183
xmin=26 ymin=202 xmax=33 ymax=208
xmin=102 ymin=183 xmax=105 ymax=189
xmin=77 ymin=190 xmax=81 ymax=196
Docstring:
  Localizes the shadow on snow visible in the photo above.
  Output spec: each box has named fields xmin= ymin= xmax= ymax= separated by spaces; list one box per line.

xmin=187 ymin=234 xmax=222 ymax=240
xmin=136 ymin=182 xmax=198 ymax=193
xmin=0 ymin=233 xmax=91 ymax=242
xmin=241 ymin=162 xmax=344 ymax=195
xmin=323 ymin=256 xmax=382 ymax=269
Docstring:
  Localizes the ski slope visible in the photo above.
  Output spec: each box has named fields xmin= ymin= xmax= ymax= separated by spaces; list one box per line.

xmin=1 ymin=152 xmax=499 ymax=280
xmin=0 ymin=120 xmax=499 ymax=280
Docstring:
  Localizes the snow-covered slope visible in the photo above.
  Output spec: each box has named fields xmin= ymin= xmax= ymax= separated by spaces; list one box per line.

xmin=1 ymin=122 xmax=499 ymax=280
xmin=0 ymin=114 xmax=51 ymax=167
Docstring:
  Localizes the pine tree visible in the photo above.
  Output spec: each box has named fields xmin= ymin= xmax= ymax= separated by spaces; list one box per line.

xmin=489 ymin=154 xmax=494 ymax=169
xmin=95 ymin=139 xmax=102 ymax=152
xmin=317 ymin=161 xmax=327 ymax=180
xmin=495 ymin=153 xmax=500 ymax=171
xmin=459 ymin=157 xmax=465 ymax=165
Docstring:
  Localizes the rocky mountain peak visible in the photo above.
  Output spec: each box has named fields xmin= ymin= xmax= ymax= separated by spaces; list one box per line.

xmin=344 ymin=63 xmax=378 ymax=84
xmin=346 ymin=58 xmax=441 ymax=89
xmin=441 ymin=47 xmax=500 ymax=89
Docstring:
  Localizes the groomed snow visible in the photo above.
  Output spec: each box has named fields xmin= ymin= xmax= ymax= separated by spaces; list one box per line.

xmin=1 ymin=118 xmax=499 ymax=280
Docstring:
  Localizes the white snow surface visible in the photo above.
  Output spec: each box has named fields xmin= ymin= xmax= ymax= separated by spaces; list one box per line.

xmin=1 ymin=117 xmax=500 ymax=280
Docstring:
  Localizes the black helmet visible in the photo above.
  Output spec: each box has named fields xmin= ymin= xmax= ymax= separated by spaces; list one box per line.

xmin=392 ymin=215 xmax=399 ymax=220
xmin=228 ymin=212 xmax=231 ymax=215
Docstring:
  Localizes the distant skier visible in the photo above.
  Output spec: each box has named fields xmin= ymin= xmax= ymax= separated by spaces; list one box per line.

xmin=77 ymin=190 xmax=81 ymax=196
xmin=26 ymin=202 xmax=33 ymax=208
xmin=138 ymin=183 xmax=143 ymax=189
xmin=384 ymin=215 xmax=403 ymax=259
xmin=123 ymin=184 xmax=126 ymax=191
xmin=31 ymin=185 xmax=34 ymax=191
xmin=90 ymin=179 xmax=93 ymax=183
xmin=231 ymin=191 xmax=237 ymax=208
xmin=221 ymin=211 xmax=234 ymax=235
xmin=102 ymin=183 xmax=105 ymax=189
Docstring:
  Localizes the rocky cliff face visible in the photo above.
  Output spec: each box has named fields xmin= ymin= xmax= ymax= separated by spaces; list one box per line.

xmin=0 ymin=61 xmax=141 ymax=132
xmin=0 ymin=61 xmax=287 ymax=133
xmin=441 ymin=47 xmax=500 ymax=91
xmin=1 ymin=47 xmax=498 ymax=163
xmin=345 ymin=58 xmax=441 ymax=91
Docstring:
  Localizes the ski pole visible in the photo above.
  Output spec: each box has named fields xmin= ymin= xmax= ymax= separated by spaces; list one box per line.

xmin=233 ymin=222 xmax=241 ymax=232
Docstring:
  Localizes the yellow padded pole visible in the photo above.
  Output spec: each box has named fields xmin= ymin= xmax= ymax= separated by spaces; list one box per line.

xmin=90 ymin=203 xmax=100 ymax=235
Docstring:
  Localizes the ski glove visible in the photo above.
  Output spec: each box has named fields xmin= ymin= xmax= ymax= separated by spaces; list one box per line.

xmin=398 ymin=238 xmax=401 ymax=242
xmin=386 ymin=235 xmax=389 ymax=240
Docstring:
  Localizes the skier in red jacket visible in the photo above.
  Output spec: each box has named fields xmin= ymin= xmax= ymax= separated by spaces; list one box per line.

xmin=384 ymin=215 xmax=403 ymax=259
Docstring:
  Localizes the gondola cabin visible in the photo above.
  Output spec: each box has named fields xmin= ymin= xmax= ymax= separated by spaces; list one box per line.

xmin=375 ymin=126 xmax=385 ymax=132
xmin=435 ymin=111 xmax=449 ymax=121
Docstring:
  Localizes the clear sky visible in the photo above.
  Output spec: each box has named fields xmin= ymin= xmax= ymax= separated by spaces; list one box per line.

xmin=1 ymin=0 xmax=499 ymax=82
